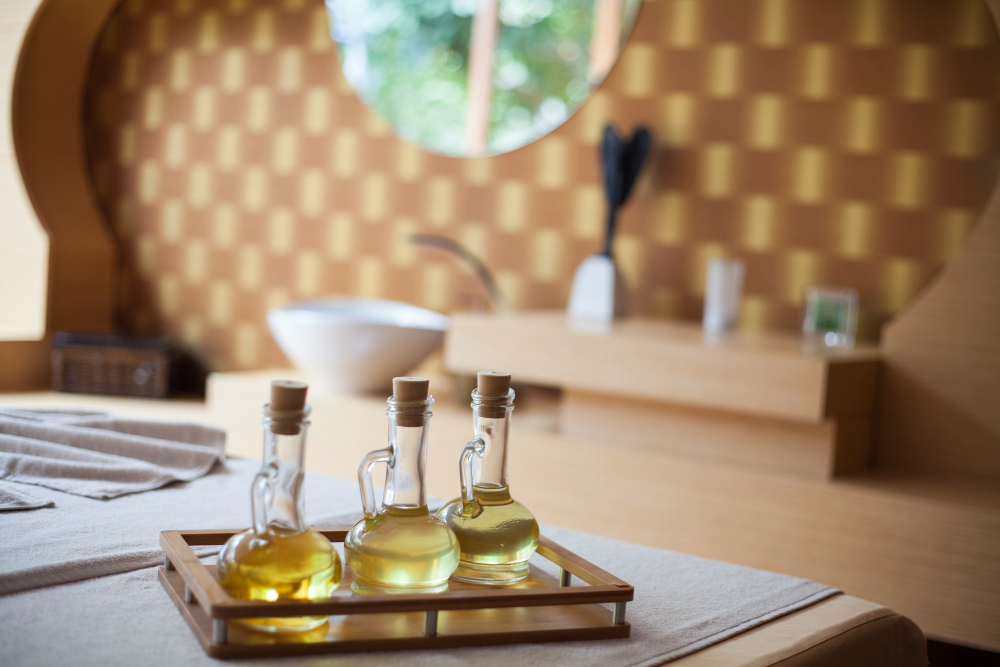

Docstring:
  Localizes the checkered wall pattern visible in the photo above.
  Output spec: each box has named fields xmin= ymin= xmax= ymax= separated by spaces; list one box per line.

xmin=84 ymin=0 xmax=1000 ymax=371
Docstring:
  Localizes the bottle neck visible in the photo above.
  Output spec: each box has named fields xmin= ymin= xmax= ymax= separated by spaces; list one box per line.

xmin=471 ymin=388 xmax=514 ymax=489
xmin=473 ymin=412 xmax=510 ymax=488
xmin=382 ymin=402 xmax=432 ymax=511
xmin=261 ymin=416 xmax=308 ymax=532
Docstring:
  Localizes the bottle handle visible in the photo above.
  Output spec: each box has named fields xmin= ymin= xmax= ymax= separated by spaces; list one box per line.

xmin=251 ymin=463 xmax=278 ymax=539
xmin=359 ymin=447 xmax=393 ymax=527
xmin=460 ymin=437 xmax=486 ymax=516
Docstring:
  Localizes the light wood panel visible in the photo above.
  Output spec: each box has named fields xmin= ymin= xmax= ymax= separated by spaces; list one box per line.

xmin=876 ymin=0 xmax=1000 ymax=485
xmin=560 ymin=390 xmax=872 ymax=479
xmin=676 ymin=596 xmax=923 ymax=667
xmin=0 ymin=0 xmax=121 ymax=388
xmin=11 ymin=0 xmax=120 ymax=334
xmin=512 ymin=430 xmax=999 ymax=652
xmin=206 ymin=370 xmax=1000 ymax=651
xmin=0 ymin=338 xmax=52 ymax=392
xmin=0 ymin=0 xmax=48 ymax=342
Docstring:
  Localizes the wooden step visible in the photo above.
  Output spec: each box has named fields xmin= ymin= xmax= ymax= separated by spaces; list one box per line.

xmin=444 ymin=311 xmax=880 ymax=478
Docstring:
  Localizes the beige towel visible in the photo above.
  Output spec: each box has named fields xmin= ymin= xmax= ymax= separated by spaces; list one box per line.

xmin=0 ymin=406 xmax=225 ymax=502
xmin=0 ymin=456 xmax=840 ymax=665
xmin=1 ymin=518 xmax=839 ymax=666
xmin=0 ymin=480 xmax=54 ymax=512
xmin=0 ymin=458 xmax=366 ymax=595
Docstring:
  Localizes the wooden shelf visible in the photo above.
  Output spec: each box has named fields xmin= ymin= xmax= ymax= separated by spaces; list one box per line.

xmin=445 ymin=312 xmax=878 ymax=423
xmin=444 ymin=312 xmax=880 ymax=478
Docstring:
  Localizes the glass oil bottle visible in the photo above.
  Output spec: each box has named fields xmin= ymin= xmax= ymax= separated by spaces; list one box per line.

xmin=437 ymin=372 xmax=539 ymax=585
xmin=344 ymin=377 xmax=460 ymax=594
xmin=216 ymin=381 xmax=342 ymax=632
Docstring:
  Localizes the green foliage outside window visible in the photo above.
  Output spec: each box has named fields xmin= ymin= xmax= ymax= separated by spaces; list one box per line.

xmin=326 ymin=0 xmax=613 ymax=156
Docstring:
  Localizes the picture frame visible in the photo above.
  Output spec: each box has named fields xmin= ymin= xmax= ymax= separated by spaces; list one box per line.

xmin=802 ymin=286 xmax=859 ymax=348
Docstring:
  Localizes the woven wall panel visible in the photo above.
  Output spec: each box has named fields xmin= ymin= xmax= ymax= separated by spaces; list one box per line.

xmin=84 ymin=0 xmax=1000 ymax=371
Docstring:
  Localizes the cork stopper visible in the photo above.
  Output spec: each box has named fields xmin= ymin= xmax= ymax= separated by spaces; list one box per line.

xmin=391 ymin=377 xmax=431 ymax=427
xmin=474 ymin=371 xmax=513 ymax=418
xmin=477 ymin=371 xmax=511 ymax=397
xmin=392 ymin=377 xmax=429 ymax=403
xmin=267 ymin=380 xmax=308 ymax=435
xmin=271 ymin=380 xmax=307 ymax=412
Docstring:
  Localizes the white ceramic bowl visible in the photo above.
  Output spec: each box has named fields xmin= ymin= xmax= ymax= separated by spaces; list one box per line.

xmin=267 ymin=298 xmax=449 ymax=393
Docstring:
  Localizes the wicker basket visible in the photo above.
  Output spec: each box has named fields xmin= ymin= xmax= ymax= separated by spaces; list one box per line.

xmin=51 ymin=333 xmax=175 ymax=398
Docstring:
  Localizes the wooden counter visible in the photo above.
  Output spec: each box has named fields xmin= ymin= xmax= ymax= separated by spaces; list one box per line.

xmin=202 ymin=370 xmax=999 ymax=652
xmin=445 ymin=312 xmax=881 ymax=478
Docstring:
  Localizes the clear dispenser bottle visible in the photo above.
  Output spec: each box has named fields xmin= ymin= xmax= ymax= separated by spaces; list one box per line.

xmin=216 ymin=381 xmax=342 ymax=632
xmin=345 ymin=377 xmax=460 ymax=594
xmin=436 ymin=372 xmax=540 ymax=585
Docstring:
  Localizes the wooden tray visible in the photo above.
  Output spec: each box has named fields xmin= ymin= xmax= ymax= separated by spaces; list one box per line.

xmin=159 ymin=528 xmax=633 ymax=659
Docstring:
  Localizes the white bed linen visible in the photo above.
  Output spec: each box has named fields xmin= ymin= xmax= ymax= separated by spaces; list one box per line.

xmin=0 ymin=459 xmax=839 ymax=666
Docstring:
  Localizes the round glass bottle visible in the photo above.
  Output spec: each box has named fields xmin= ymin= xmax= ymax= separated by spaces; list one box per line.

xmin=345 ymin=377 xmax=460 ymax=594
xmin=437 ymin=371 xmax=539 ymax=584
xmin=216 ymin=381 xmax=342 ymax=632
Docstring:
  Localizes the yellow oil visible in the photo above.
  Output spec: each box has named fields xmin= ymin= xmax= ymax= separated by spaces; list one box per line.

xmin=344 ymin=506 xmax=460 ymax=594
xmin=436 ymin=484 xmax=539 ymax=585
xmin=216 ymin=528 xmax=342 ymax=632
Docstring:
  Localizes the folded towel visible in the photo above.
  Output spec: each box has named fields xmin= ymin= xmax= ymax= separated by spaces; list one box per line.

xmin=0 ymin=480 xmax=55 ymax=512
xmin=0 ymin=458 xmax=365 ymax=595
xmin=0 ymin=406 xmax=225 ymax=500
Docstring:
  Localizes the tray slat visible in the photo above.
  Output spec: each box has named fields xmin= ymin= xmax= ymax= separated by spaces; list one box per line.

xmin=159 ymin=527 xmax=632 ymax=658
xmin=161 ymin=568 xmax=629 ymax=658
